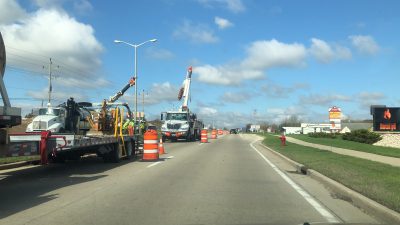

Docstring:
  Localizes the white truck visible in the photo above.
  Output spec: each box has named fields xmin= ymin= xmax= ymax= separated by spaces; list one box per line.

xmin=161 ymin=66 xmax=203 ymax=142
xmin=9 ymin=98 xmax=137 ymax=164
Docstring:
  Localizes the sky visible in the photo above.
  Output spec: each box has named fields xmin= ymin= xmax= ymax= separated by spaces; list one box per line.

xmin=0 ymin=0 xmax=399 ymax=128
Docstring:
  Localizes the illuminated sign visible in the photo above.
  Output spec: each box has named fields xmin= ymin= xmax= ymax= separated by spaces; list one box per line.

xmin=373 ymin=107 xmax=400 ymax=131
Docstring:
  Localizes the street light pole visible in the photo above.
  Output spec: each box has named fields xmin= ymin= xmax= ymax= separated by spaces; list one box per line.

xmin=134 ymin=45 xmax=138 ymax=133
xmin=114 ymin=38 xmax=157 ymax=135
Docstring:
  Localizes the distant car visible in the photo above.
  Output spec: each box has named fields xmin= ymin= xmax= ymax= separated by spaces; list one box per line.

xmin=146 ymin=125 xmax=157 ymax=131
xmin=230 ymin=129 xmax=237 ymax=134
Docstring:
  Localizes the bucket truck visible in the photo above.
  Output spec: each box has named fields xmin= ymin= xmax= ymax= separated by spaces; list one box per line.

xmin=161 ymin=66 xmax=203 ymax=142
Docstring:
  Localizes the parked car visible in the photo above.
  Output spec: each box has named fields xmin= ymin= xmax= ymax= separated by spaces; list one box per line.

xmin=230 ymin=129 xmax=237 ymax=134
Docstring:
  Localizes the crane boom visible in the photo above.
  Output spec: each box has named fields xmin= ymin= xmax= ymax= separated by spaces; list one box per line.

xmin=180 ymin=66 xmax=192 ymax=111
xmin=109 ymin=77 xmax=135 ymax=103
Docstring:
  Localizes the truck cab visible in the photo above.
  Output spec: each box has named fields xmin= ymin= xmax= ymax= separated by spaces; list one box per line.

xmin=26 ymin=105 xmax=66 ymax=133
xmin=161 ymin=111 xmax=202 ymax=142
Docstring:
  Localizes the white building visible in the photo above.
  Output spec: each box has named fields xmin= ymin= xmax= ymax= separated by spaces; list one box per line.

xmin=282 ymin=127 xmax=302 ymax=135
xmin=249 ymin=124 xmax=260 ymax=132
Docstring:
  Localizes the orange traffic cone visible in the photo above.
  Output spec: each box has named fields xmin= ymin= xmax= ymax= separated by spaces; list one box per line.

xmin=158 ymin=138 xmax=165 ymax=155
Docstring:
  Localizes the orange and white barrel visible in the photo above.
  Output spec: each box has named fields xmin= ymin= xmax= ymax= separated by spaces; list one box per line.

xmin=201 ymin=129 xmax=208 ymax=143
xmin=143 ymin=130 xmax=159 ymax=161
xmin=211 ymin=129 xmax=217 ymax=139
xmin=218 ymin=129 xmax=223 ymax=135
xmin=159 ymin=138 xmax=165 ymax=155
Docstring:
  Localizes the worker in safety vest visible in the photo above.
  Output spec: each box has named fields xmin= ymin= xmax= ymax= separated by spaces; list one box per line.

xmin=123 ymin=113 xmax=135 ymax=135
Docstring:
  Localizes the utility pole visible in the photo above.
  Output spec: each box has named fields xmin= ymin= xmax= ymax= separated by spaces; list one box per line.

xmin=48 ymin=58 xmax=53 ymax=104
xmin=44 ymin=58 xmax=58 ymax=105
xmin=141 ymin=89 xmax=148 ymax=119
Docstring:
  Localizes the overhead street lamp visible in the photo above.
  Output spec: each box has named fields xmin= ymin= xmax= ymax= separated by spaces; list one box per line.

xmin=114 ymin=38 xmax=157 ymax=135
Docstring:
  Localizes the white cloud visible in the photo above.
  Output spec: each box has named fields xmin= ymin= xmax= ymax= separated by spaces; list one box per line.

xmin=0 ymin=0 xmax=27 ymax=24
xmin=309 ymin=38 xmax=334 ymax=63
xmin=121 ymin=82 xmax=179 ymax=106
xmin=146 ymin=47 xmax=174 ymax=60
xmin=242 ymin=39 xmax=307 ymax=69
xmin=261 ymin=82 xmax=309 ymax=98
xmin=299 ymin=94 xmax=352 ymax=106
xmin=220 ymin=91 xmax=251 ymax=103
xmin=349 ymin=35 xmax=379 ymax=55
xmin=195 ymin=64 xmax=263 ymax=85
xmin=356 ymin=92 xmax=385 ymax=108
xmin=26 ymin=87 xmax=88 ymax=102
xmin=194 ymin=39 xmax=307 ymax=86
xmin=198 ymin=0 xmax=245 ymax=13
xmin=173 ymin=20 xmax=218 ymax=44
xmin=309 ymin=38 xmax=351 ymax=63
xmin=199 ymin=107 xmax=218 ymax=115
xmin=1 ymin=5 xmax=104 ymax=90
xmin=73 ymin=0 xmax=93 ymax=14
xmin=214 ymin=16 xmax=233 ymax=29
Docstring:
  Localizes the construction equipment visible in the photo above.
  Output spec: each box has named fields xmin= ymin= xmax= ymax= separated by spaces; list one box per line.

xmin=9 ymin=81 xmax=138 ymax=164
xmin=26 ymin=99 xmax=92 ymax=134
xmin=160 ymin=66 xmax=203 ymax=142
xmin=0 ymin=32 xmax=21 ymax=144
xmin=9 ymin=98 xmax=137 ymax=164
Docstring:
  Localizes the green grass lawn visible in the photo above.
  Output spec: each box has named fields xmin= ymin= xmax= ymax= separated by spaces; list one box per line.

xmin=287 ymin=134 xmax=400 ymax=158
xmin=262 ymin=134 xmax=400 ymax=213
xmin=0 ymin=155 xmax=39 ymax=165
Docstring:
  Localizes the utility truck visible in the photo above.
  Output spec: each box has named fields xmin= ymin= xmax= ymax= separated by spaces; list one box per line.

xmin=8 ymin=78 xmax=140 ymax=164
xmin=161 ymin=66 xmax=203 ymax=142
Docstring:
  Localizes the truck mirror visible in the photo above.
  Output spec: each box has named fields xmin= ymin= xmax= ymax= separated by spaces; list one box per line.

xmin=161 ymin=114 xmax=163 ymax=120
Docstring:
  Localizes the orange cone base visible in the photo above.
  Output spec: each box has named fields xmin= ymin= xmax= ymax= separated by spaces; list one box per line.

xmin=159 ymin=146 xmax=165 ymax=155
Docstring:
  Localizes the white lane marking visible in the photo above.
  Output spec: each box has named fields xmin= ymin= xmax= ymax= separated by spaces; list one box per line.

xmin=166 ymin=156 xmax=175 ymax=159
xmin=147 ymin=161 xmax=162 ymax=168
xmin=199 ymin=143 xmax=204 ymax=146
xmin=250 ymin=140 xmax=340 ymax=224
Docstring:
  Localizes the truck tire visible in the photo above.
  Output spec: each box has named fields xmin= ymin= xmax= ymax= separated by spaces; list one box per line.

xmin=50 ymin=154 xmax=66 ymax=163
xmin=125 ymin=140 xmax=135 ymax=160
xmin=104 ymin=143 xmax=121 ymax=163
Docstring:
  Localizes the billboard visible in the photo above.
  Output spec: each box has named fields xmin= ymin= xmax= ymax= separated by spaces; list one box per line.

xmin=329 ymin=106 xmax=341 ymax=130
xmin=372 ymin=107 xmax=400 ymax=131
xmin=329 ymin=106 xmax=341 ymax=119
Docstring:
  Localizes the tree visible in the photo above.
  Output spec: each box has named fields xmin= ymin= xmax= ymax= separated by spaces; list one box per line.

xmin=279 ymin=115 xmax=301 ymax=128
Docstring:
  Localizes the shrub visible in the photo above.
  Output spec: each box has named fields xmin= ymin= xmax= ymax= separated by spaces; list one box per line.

xmin=342 ymin=129 xmax=382 ymax=144
xmin=308 ymin=132 xmax=339 ymax=139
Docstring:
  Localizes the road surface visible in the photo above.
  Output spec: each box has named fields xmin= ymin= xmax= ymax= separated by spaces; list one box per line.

xmin=0 ymin=134 xmax=382 ymax=225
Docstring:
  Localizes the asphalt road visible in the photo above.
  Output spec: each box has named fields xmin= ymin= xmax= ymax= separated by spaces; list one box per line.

xmin=0 ymin=134 xmax=382 ymax=225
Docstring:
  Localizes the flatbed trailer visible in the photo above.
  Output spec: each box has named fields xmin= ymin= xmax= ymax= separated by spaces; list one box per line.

xmin=8 ymin=131 xmax=140 ymax=164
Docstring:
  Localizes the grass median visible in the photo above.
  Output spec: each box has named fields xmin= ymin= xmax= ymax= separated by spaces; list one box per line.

xmin=287 ymin=134 xmax=400 ymax=158
xmin=262 ymin=134 xmax=400 ymax=213
xmin=0 ymin=155 xmax=39 ymax=165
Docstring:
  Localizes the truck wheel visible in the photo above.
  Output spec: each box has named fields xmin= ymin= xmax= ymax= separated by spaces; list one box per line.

xmin=125 ymin=141 xmax=134 ymax=159
xmin=50 ymin=154 xmax=66 ymax=163
xmin=105 ymin=144 xmax=120 ymax=163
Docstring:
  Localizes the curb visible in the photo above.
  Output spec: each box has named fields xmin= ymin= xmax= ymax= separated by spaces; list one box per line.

xmin=259 ymin=142 xmax=400 ymax=225
xmin=260 ymin=143 xmax=308 ymax=174
xmin=0 ymin=160 xmax=38 ymax=170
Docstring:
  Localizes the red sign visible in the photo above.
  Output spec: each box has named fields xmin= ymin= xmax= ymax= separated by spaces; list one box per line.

xmin=379 ymin=123 xmax=396 ymax=130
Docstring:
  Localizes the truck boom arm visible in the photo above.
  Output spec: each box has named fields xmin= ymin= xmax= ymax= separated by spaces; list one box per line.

xmin=109 ymin=77 xmax=135 ymax=103
xmin=180 ymin=66 xmax=192 ymax=111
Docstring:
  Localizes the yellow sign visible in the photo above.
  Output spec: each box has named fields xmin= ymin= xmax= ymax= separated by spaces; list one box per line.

xmin=329 ymin=111 xmax=341 ymax=119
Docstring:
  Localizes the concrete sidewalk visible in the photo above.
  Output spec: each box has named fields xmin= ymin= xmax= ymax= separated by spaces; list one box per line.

xmin=286 ymin=136 xmax=400 ymax=167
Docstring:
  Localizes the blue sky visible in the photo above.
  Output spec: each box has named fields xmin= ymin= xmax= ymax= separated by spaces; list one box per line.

xmin=1 ymin=0 xmax=399 ymax=128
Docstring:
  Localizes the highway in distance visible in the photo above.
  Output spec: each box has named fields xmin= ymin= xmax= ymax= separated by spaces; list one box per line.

xmin=0 ymin=134 xmax=383 ymax=225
